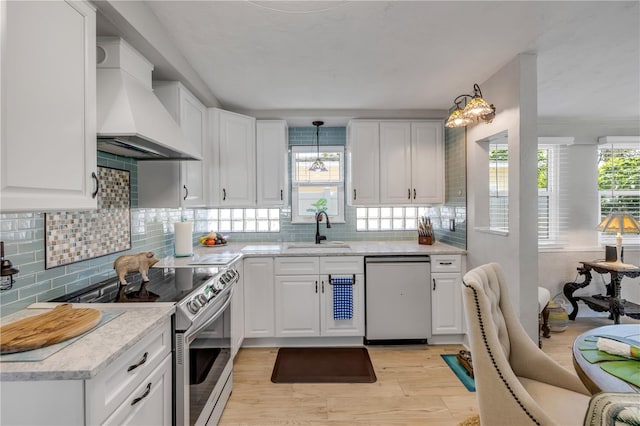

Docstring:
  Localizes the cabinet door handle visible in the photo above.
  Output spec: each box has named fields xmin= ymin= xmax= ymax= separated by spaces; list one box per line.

xmin=315 ymin=280 xmax=318 ymax=293
xmin=321 ymin=280 xmax=325 ymax=293
xmin=91 ymin=172 xmax=99 ymax=199
xmin=183 ymin=185 xmax=189 ymax=201
xmin=127 ymin=352 xmax=148 ymax=372
xmin=433 ymin=278 xmax=436 ymax=291
xmin=413 ymin=188 xmax=416 ymax=199
xmin=222 ymin=188 xmax=227 ymax=201
xmin=280 ymin=189 xmax=283 ymax=201
xmin=131 ymin=382 xmax=152 ymax=406
xmin=408 ymin=188 xmax=411 ymax=199
xmin=353 ymin=189 xmax=357 ymax=200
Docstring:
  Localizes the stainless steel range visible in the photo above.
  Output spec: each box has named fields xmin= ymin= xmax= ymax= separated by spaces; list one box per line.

xmin=53 ymin=253 xmax=242 ymax=426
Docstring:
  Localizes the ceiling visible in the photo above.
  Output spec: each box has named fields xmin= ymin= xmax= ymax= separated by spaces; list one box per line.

xmin=96 ymin=1 xmax=640 ymax=126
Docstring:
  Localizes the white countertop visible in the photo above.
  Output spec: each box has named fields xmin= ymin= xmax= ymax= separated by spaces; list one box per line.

xmin=0 ymin=303 xmax=175 ymax=381
xmin=154 ymin=240 xmax=465 ymax=268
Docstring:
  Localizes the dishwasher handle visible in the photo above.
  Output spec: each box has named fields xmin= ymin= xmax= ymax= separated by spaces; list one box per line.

xmin=365 ymin=256 xmax=430 ymax=264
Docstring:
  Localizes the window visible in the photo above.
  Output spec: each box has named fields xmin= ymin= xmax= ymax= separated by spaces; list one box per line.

xmin=538 ymin=144 xmax=569 ymax=246
xmin=489 ymin=142 xmax=508 ymax=232
xmin=355 ymin=207 xmax=431 ymax=231
xmin=195 ymin=208 xmax=280 ymax=233
xmin=598 ymin=143 xmax=640 ymax=245
xmin=291 ymin=145 xmax=345 ymax=223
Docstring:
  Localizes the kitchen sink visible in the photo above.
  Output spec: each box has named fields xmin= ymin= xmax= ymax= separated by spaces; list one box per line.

xmin=285 ymin=242 xmax=351 ymax=252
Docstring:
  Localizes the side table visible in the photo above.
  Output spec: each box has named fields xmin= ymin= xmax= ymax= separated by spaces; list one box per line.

xmin=563 ymin=261 xmax=640 ymax=324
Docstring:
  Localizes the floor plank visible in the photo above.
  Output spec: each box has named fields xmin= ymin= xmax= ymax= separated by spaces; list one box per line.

xmin=219 ymin=315 xmax=638 ymax=425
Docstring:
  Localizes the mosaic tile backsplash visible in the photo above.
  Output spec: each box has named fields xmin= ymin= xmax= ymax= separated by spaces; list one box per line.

xmin=45 ymin=167 xmax=131 ymax=268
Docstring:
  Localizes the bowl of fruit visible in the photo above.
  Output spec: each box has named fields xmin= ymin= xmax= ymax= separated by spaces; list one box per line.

xmin=198 ymin=232 xmax=228 ymax=247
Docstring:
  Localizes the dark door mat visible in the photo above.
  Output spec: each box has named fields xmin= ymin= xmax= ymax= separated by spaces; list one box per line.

xmin=271 ymin=347 xmax=377 ymax=383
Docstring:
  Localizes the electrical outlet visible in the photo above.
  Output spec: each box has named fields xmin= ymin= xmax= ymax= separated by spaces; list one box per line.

xmin=449 ymin=218 xmax=456 ymax=232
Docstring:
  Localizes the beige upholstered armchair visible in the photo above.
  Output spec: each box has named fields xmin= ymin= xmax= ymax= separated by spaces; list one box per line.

xmin=462 ymin=263 xmax=591 ymax=426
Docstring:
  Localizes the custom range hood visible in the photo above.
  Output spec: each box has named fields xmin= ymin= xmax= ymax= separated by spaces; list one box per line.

xmin=96 ymin=37 xmax=201 ymax=160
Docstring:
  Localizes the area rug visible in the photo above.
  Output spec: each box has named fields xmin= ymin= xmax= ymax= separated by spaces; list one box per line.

xmin=457 ymin=414 xmax=480 ymax=426
xmin=441 ymin=354 xmax=476 ymax=392
xmin=271 ymin=347 xmax=377 ymax=383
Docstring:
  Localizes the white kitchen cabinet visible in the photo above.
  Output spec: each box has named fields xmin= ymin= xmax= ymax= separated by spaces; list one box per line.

xmin=257 ymin=120 xmax=288 ymax=206
xmin=379 ymin=121 xmax=444 ymax=205
xmin=347 ymin=121 xmax=380 ymax=205
xmin=431 ymin=255 xmax=463 ymax=335
xmin=231 ymin=266 xmax=245 ymax=358
xmin=347 ymin=119 xmax=443 ymax=206
xmin=138 ymin=82 xmax=208 ymax=208
xmin=0 ymin=318 xmax=172 ymax=426
xmin=274 ymin=256 xmax=364 ymax=338
xmin=1 ymin=0 xmax=97 ymax=212
xmin=243 ymin=257 xmax=275 ymax=338
xmin=209 ymin=108 xmax=256 ymax=206
xmin=102 ymin=354 xmax=172 ymax=426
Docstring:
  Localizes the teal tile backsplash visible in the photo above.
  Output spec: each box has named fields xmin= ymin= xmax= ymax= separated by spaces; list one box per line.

xmin=0 ymin=125 xmax=465 ymax=316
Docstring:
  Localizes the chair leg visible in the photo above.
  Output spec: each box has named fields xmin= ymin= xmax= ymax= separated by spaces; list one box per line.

xmin=542 ymin=304 xmax=551 ymax=338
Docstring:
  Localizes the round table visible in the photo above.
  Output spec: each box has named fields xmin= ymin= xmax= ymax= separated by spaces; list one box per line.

xmin=572 ymin=324 xmax=640 ymax=394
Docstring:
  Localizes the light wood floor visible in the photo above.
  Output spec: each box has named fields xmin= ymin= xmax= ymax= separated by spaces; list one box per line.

xmin=219 ymin=315 xmax=639 ymax=425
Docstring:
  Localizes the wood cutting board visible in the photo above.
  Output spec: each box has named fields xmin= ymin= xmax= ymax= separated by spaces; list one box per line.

xmin=0 ymin=304 xmax=102 ymax=354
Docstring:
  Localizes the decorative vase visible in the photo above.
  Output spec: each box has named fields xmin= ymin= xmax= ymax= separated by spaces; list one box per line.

xmin=547 ymin=299 xmax=569 ymax=332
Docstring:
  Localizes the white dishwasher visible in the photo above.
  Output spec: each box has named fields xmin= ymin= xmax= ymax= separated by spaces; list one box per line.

xmin=364 ymin=256 xmax=431 ymax=343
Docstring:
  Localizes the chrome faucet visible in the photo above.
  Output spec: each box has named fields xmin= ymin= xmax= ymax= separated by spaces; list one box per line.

xmin=315 ymin=211 xmax=331 ymax=244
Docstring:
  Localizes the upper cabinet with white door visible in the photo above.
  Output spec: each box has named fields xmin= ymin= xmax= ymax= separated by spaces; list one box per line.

xmin=209 ymin=108 xmax=256 ymax=206
xmin=138 ymin=82 xmax=208 ymax=208
xmin=347 ymin=119 xmax=444 ymax=206
xmin=347 ymin=121 xmax=380 ymax=205
xmin=256 ymin=120 xmax=288 ymax=207
xmin=379 ymin=121 xmax=444 ymax=205
xmin=1 ymin=0 xmax=97 ymax=212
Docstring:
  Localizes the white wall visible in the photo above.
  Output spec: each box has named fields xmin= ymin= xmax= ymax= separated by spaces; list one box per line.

xmin=466 ymin=53 xmax=539 ymax=340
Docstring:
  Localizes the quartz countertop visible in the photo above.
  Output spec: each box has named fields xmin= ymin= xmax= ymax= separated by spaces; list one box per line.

xmin=155 ymin=240 xmax=465 ymax=268
xmin=0 ymin=303 xmax=175 ymax=381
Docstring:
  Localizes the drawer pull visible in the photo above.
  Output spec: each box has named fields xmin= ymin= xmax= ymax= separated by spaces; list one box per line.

xmin=127 ymin=352 xmax=148 ymax=372
xmin=131 ymin=382 xmax=151 ymax=406
xmin=91 ymin=172 xmax=100 ymax=199
xmin=433 ymin=278 xmax=436 ymax=291
xmin=439 ymin=262 xmax=453 ymax=266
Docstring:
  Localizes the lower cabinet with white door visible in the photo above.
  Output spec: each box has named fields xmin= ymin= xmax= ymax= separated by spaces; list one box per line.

xmin=431 ymin=255 xmax=464 ymax=337
xmin=0 ymin=317 xmax=172 ymax=426
xmin=274 ymin=256 xmax=364 ymax=338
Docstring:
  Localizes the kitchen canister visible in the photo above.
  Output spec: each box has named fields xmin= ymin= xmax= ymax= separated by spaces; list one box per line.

xmin=174 ymin=221 xmax=194 ymax=257
xmin=547 ymin=298 xmax=569 ymax=332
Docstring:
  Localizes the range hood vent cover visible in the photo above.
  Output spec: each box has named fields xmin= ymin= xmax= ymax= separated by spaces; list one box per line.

xmin=96 ymin=37 xmax=201 ymax=161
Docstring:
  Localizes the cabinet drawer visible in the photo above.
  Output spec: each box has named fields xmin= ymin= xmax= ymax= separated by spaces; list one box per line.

xmin=320 ymin=256 xmax=364 ymax=274
xmin=103 ymin=353 xmax=172 ymax=426
xmin=86 ymin=319 xmax=171 ymax=425
xmin=431 ymin=255 xmax=461 ymax=272
xmin=275 ymin=257 xmax=320 ymax=275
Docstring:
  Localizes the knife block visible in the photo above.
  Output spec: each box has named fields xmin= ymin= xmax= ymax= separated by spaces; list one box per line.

xmin=418 ymin=235 xmax=433 ymax=245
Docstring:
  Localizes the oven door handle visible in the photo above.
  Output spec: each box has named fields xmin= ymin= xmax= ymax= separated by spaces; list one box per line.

xmin=184 ymin=285 xmax=235 ymax=342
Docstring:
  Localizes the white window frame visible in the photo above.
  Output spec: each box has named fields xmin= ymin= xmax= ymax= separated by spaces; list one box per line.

xmin=489 ymin=142 xmax=509 ymax=233
xmin=597 ymin=142 xmax=640 ymax=246
xmin=538 ymin=145 xmax=561 ymax=246
xmin=290 ymin=145 xmax=345 ymax=224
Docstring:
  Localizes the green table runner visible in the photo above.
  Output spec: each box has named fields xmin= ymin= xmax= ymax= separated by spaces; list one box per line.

xmin=579 ymin=334 xmax=640 ymax=388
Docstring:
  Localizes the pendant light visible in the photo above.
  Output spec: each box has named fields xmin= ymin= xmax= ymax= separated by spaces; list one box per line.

xmin=309 ymin=120 xmax=328 ymax=172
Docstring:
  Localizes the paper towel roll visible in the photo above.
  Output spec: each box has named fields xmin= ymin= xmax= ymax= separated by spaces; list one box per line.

xmin=174 ymin=222 xmax=193 ymax=257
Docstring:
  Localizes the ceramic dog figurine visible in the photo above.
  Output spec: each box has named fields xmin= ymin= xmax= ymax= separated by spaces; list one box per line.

xmin=113 ymin=252 xmax=159 ymax=285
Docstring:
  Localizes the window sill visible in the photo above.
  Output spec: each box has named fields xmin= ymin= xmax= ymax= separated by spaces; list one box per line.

xmin=474 ymin=227 xmax=509 ymax=237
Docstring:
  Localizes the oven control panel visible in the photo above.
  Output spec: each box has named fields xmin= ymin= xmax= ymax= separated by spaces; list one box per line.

xmin=185 ymin=268 xmax=238 ymax=315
